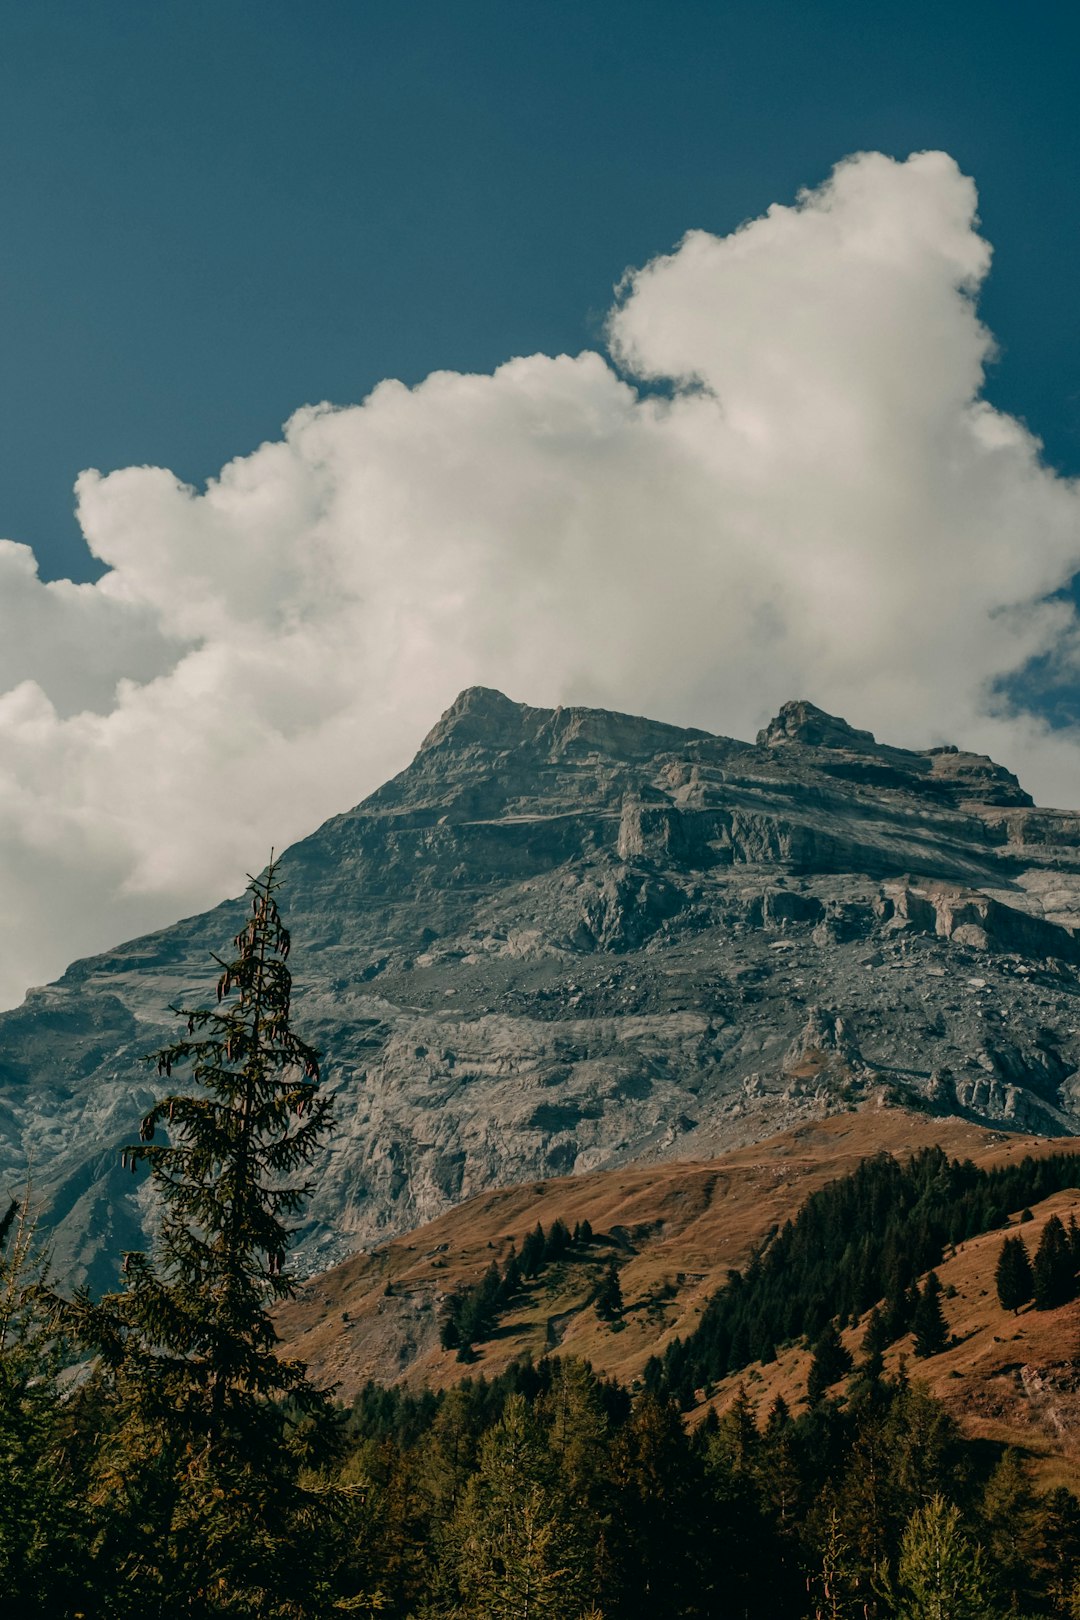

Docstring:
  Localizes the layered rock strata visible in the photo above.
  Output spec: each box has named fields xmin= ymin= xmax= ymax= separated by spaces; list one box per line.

xmin=5 ymin=689 xmax=1080 ymax=1291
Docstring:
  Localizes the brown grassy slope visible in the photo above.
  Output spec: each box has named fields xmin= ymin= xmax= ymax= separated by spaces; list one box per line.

xmin=699 ymin=1189 xmax=1080 ymax=1490
xmin=276 ymin=1107 xmax=1079 ymax=1403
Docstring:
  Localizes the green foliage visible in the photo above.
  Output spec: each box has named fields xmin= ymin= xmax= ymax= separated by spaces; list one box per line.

xmin=450 ymin=1393 xmax=595 ymax=1617
xmin=1033 ymin=1213 xmax=1078 ymax=1310
xmin=912 ymin=1271 xmax=949 ymax=1359
xmin=438 ymin=1218 xmax=596 ymax=1357
xmin=51 ymin=858 xmax=375 ymax=1617
xmin=10 ymin=861 xmax=1080 ymax=1617
xmin=594 ymin=1260 xmax=624 ymax=1323
xmin=807 ymin=1320 xmax=853 ymax=1404
xmin=995 ymin=1232 xmax=1034 ymax=1314
xmin=859 ymin=1304 xmax=889 ymax=1381
xmin=0 ymin=1195 xmax=95 ymax=1616
xmin=888 ymin=1493 xmax=1003 ymax=1619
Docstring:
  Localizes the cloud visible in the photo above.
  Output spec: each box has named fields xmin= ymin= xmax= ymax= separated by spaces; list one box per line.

xmin=1 ymin=149 xmax=1079 ymax=1009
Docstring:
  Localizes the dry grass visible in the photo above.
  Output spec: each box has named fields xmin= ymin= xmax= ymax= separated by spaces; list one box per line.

xmin=699 ymin=1188 xmax=1080 ymax=1488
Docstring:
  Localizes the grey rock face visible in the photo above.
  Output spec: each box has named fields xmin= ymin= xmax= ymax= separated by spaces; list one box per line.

xmin=6 ymin=685 xmax=1080 ymax=1292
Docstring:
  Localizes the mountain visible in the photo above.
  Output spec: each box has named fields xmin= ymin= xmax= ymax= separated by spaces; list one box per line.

xmin=5 ymin=686 xmax=1080 ymax=1292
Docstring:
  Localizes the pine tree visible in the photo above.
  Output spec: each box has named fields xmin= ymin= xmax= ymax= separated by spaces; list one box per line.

xmin=439 ymin=1285 xmax=466 ymax=1351
xmin=1033 ymin=1214 xmax=1077 ymax=1309
xmin=890 ymin=1493 xmax=1003 ymax=1619
xmin=1033 ymin=1485 xmax=1080 ymax=1616
xmin=1068 ymin=1213 xmax=1080 ymax=1268
xmin=460 ymin=1262 xmax=503 ymax=1351
xmin=59 ymin=857 xmax=362 ymax=1617
xmin=0 ymin=1194 xmax=93 ymax=1616
xmin=612 ymin=1393 xmax=706 ymax=1617
xmin=758 ymin=1395 xmax=803 ymax=1536
xmin=979 ymin=1448 xmax=1045 ymax=1616
xmin=499 ymin=1249 xmax=523 ymax=1306
xmin=521 ymin=1222 xmax=546 ymax=1278
xmin=710 ymin=1383 xmax=759 ymax=1480
xmin=543 ymin=1358 xmax=616 ymax=1607
xmin=807 ymin=1502 xmax=862 ymax=1620
xmin=542 ymin=1217 xmax=571 ymax=1266
xmin=912 ymin=1272 xmax=949 ymax=1358
xmin=452 ymin=1393 xmax=590 ymax=1618
xmin=859 ymin=1304 xmax=889 ymax=1379
xmin=807 ymin=1320 xmax=853 ymax=1403
xmin=994 ymin=1234 xmax=1033 ymax=1314
xmin=594 ymin=1260 xmax=624 ymax=1322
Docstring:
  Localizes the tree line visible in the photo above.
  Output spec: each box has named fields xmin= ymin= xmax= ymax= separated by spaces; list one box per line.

xmin=438 ymin=1216 xmax=597 ymax=1358
xmin=329 ymin=1353 xmax=1080 ymax=1619
xmin=648 ymin=1143 xmax=1080 ymax=1407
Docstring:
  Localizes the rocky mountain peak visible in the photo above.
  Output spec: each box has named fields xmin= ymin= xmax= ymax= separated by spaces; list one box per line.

xmin=417 ymin=686 xmax=711 ymax=765
xmin=417 ymin=685 xmax=529 ymax=753
xmin=1 ymin=686 xmax=1078 ymax=1292
xmin=758 ymin=698 xmax=880 ymax=752
xmin=755 ymin=698 xmax=1033 ymax=809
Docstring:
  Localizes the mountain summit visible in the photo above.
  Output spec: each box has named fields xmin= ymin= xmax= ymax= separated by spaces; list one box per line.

xmin=4 ymin=690 xmax=1080 ymax=1291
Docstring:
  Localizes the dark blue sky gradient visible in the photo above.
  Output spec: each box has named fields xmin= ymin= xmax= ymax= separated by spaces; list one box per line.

xmin=1 ymin=1 xmax=1078 ymax=583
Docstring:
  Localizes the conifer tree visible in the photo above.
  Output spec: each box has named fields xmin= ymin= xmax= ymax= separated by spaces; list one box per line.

xmin=543 ymin=1358 xmax=616 ymax=1605
xmin=807 ymin=1502 xmax=862 ymax=1620
xmin=60 ymin=857 xmax=363 ymax=1617
xmin=1033 ymin=1214 xmax=1077 ymax=1309
xmin=543 ymin=1217 xmax=572 ymax=1264
xmin=890 ymin=1493 xmax=1003 ymax=1619
xmin=0 ymin=1194 xmax=93 ymax=1616
xmin=521 ymin=1222 xmax=546 ymax=1278
xmin=859 ymin=1304 xmax=889 ymax=1379
xmin=711 ymin=1383 xmax=759 ymax=1479
xmin=594 ymin=1260 xmax=624 ymax=1322
xmin=807 ymin=1320 xmax=852 ymax=1403
xmin=439 ymin=1285 xmax=466 ymax=1351
xmin=612 ymin=1392 xmax=706 ymax=1617
xmin=994 ymin=1233 xmax=1034 ymax=1314
xmin=1035 ymin=1485 xmax=1080 ymax=1616
xmin=979 ymin=1448 xmax=1045 ymax=1616
xmin=452 ymin=1392 xmax=589 ymax=1618
xmin=758 ymin=1395 xmax=802 ymax=1536
xmin=499 ymin=1248 xmax=523 ymax=1306
xmin=912 ymin=1272 xmax=949 ymax=1358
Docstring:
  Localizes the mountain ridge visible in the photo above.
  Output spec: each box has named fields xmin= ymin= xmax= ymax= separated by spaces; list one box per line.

xmin=7 ymin=687 xmax=1080 ymax=1293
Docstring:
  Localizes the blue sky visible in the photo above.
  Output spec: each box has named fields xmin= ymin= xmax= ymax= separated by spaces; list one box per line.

xmin=3 ymin=0 xmax=1079 ymax=583
xmin=4 ymin=1 xmax=1080 ymax=1007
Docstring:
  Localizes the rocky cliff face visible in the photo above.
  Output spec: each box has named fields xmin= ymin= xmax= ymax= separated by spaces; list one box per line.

xmin=6 ymin=688 xmax=1080 ymax=1291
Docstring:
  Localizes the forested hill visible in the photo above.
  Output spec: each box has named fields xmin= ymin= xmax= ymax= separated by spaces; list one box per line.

xmin=273 ymin=1110 xmax=1080 ymax=1473
xmin=649 ymin=1143 xmax=1080 ymax=1404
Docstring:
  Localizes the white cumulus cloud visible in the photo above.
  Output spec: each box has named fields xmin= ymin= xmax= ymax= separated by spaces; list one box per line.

xmin=1 ymin=149 xmax=1079 ymax=1010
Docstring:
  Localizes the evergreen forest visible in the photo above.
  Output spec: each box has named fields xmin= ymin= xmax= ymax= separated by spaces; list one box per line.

xmin=2 ymin=867 xmax=1080 ymax=1618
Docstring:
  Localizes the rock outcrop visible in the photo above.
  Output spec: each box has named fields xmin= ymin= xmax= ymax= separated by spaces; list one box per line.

xmin=5 ymin=688 xmax=1080 ymax=1292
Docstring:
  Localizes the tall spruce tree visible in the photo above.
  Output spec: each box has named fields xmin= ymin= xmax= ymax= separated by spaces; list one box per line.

xmin=994 ymin=1234 xmax=1034 ymax=1314
xmin=807 ymin=1320 xmax=852 ymax=1404
xmin=595 ymin=1260 xmax=624 ymax=1323
xmin=1033 ymin=1214 xmax=1077 ymax=1310
xmin=61 ymin=857 xmax=367 ymax=1618
xmin=912 ymin=1272 xmax=949 ymax=1358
